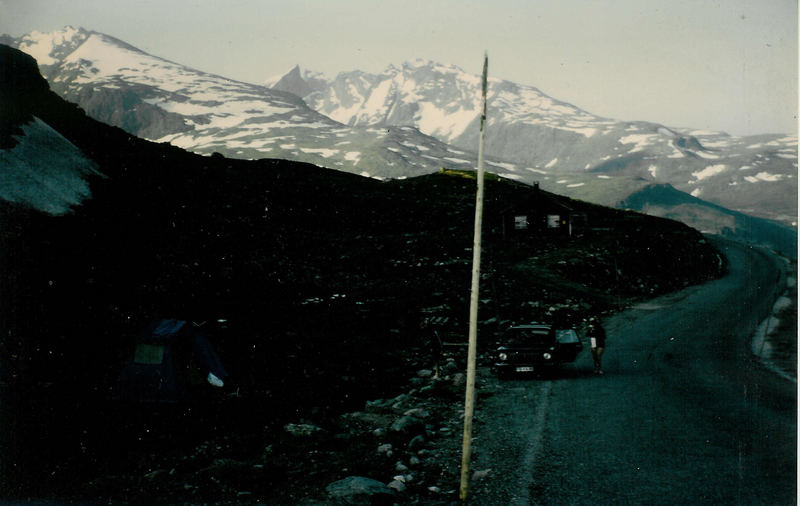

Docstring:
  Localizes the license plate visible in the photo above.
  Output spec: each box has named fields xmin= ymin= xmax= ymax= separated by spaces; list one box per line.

xmin=516 ymin=366 xmax=534 ymax=372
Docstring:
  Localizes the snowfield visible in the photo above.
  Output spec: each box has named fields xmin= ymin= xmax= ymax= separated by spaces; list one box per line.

xmin=0 ymin=117 xmax=102 ymax=215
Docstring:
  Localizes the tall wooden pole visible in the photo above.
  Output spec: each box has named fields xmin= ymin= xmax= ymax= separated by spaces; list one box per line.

xmin=459 ymin=52 xmax=488 ymax=504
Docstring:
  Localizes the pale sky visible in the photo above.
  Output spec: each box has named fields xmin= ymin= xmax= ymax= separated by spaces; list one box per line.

xmin=1 ymin=0 xmax=797 ymax=136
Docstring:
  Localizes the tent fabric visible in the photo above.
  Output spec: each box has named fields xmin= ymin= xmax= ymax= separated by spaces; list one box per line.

xmin=151 ymin=319 xmax=187 ymax=339
xmin=117 ymin=319 xmax=227 ymax=403
xmin=192 ymin=334 xmax=228 ymax=380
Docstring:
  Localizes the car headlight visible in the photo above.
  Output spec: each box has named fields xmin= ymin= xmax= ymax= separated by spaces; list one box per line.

xmin=543 ymin=352 xmax=552 ymax=360
xmin=498 ymin=353 xmax=508 ymax=361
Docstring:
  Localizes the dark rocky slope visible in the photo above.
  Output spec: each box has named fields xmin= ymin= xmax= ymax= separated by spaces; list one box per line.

xmin=0 ymin=44 xmax=724 ymax=503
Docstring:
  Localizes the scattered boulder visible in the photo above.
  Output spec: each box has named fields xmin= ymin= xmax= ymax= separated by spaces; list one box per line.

xmin=342 ymin=411 xmax=394 ymax=430
xmin=365 ymin=398 xmax=392 ymax=413
xmin=143 ymin=469 xmax=168 ymax=481
xmin=403 ymin=407 xmax=430 ymax=419
xmin=408 ymin=435 xmax=425 ymax=451
xmin=325 ymin=476 xmax=396 ymax=504
xmin=284 ymin=423 xmax=326 ymax=437
xmin=472 ymin=468 xmax=492 ymax=481
xmin=387 ymin=479 xmax=406 ymax=493
xmin=377 ymin=443 xmax=393 ymax=457
xmin=409 ymin=376 xmax=425 ymax=387
xmin=441 ymin=360 xmax=459 ymax=375
xmin=389 ymin=415 xmax=425 ymax=436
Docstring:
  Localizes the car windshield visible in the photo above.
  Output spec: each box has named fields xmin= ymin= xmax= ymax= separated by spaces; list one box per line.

xmin=501 ymin=328 xmax=552 ymax=347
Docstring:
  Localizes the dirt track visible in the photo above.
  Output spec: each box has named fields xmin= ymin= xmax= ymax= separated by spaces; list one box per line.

xmin=468 ymin=238 xmax=796 ymax=504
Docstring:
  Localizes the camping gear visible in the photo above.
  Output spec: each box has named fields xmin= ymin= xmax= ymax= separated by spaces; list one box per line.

xmin=117 ymin=319 xmax=228 ymax=403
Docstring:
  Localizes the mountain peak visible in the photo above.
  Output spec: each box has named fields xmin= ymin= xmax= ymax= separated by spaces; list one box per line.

xmin=401 ymin=59 xmax=463 ymax=74
xmin=15 ymin=26 xmax=91 ymax=67
xmin=267 ymin=65 xmax=330 ymax=98
xmin=267 ymin=64 xmax=317 ymax=97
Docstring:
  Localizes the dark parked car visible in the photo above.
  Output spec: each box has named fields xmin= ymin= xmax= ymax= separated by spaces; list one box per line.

xmin=494 ymin=322 xmax=582 ymax=377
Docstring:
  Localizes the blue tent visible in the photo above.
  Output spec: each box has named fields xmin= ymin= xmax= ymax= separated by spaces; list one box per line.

xmin=117 ymin=319 xmax=228 ymax=403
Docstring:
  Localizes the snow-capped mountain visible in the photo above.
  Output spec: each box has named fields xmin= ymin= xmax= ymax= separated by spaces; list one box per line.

xmin=4 ymin=27 xmax=796 ymax=229
xmin=302 ymin=59 xmax=615 ymax=149
xmin=4 ymin=27 xmax=483 ymax=179
xmin=274 ymin=60 xmax=797 ymax=226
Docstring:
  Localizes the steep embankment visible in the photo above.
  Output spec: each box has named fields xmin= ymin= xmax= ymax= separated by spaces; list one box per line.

xmin=1 ymin=44 xmax=725 ymax=503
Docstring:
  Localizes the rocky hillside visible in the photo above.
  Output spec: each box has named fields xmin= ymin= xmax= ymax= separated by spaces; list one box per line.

xmin=3 ymin=27 xmax=795 ymax=231
xmin=279 ymin=60 xmax=797 ymax=227
xmin=0 ymin=44 xmax=729 ymax=503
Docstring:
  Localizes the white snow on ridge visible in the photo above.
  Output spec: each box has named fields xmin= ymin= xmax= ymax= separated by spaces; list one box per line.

xmin=525 ymin=168 xmax=548 ymax=174
xmin=745 ymin=172 xmax=785 ymax=183
xmin=300 ymin=147 xmax=338 ymax=157
xmin=667 ymin=146 xmax=686 ymax=158
xmin=52 ymin=30 xmax=401 ymax=164
xmin=360 ymin=79 xmax=394 ymax=122
xmin=619 ymin=133 xmax=658 ymax=146
xmin=494 ymin=85 xmax=612 ymax=137
xmin=555 ymin=125 xmax=597 ymax=137
xmin=17 ymin=26 xmax=85 ymax=65
xmin=400 ymin=141 xmax=429 ymax=151
xmin=61 ymin=33 xmax=307 ymax=136
xmin=487 ymin=161 xmax=518 ymax=171
xmin=692 ymin=164 xmax=727 ymax=181
xmin=416 ymin=102 xmax=477 ymax=140
xmin=686 ymin=129 xmax=725 ymax=136
xmin=693 ymin=150 xmax=721 ymax=159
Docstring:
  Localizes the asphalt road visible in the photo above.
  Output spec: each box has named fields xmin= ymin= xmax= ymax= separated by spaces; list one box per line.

xmin=469 ymin=238 xmax=796 ymax=505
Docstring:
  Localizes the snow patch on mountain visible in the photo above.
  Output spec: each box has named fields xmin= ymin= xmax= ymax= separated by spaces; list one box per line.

xmin=0 ymin=116 xmax=102 ymax=214
xmin=16 ymin=26 xmax=87 ymax=66
xmin=745 ymin=172 xmax=786 ymax=183
xmin=692 ymin=164 xmax=728 ymax=181
xmin=6 ymin=27 xmax=796 ymax=226
xmin=298 ymin=60 xmax=617 ymax=148
xmin=619 ymin=134 xmax=659 ymax=152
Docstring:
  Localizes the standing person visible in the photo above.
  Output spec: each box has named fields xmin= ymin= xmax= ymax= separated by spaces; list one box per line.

xmin=420 ymin=316 xmax=443 ymax=378
xmin=587 ymin=318 xmax=607 ymax=375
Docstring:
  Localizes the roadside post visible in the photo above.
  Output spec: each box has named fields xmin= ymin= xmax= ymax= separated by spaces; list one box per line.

xmin=459 ymin=52 xmax=488 ymax=504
